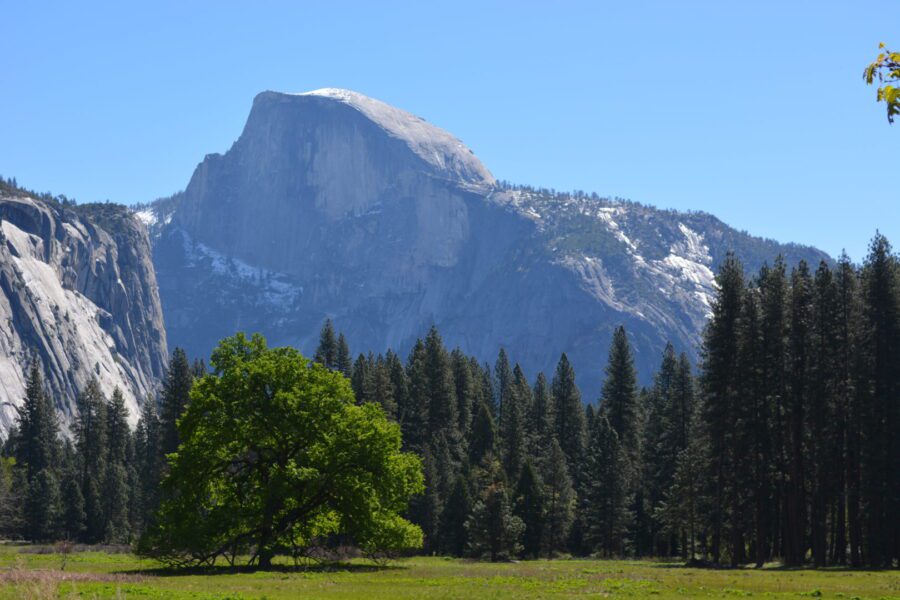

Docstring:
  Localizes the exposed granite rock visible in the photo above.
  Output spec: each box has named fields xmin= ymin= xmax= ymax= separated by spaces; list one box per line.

xmin=0 ymin=195 xmax=168 ymax=435
xmin=149 ymin=88 xmax=829 ymax=395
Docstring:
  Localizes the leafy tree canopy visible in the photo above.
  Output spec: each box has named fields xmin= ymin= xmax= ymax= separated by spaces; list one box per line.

xmin=138 ymin=333 xmax=423 ymax=568
xmin=864 ymin=43 xmax=900 ymax=123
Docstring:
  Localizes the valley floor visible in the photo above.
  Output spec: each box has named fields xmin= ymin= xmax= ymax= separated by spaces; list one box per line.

xmin=0 ymin=546 xmax=897 ymax=599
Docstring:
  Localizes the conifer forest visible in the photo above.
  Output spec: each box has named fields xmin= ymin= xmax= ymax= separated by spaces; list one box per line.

xmin=1 ymin=234 xmax=898 ymax=570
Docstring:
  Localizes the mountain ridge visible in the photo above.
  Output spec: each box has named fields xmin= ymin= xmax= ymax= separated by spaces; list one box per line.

xmin=143 ymin=88 xmax=830 ymax=394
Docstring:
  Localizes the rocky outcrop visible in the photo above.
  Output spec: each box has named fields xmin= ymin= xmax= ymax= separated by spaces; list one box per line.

xmin=0 ymin=195 xmax=168 ymax=435
xmin=149 ymin=88 xmax=829 ymax=394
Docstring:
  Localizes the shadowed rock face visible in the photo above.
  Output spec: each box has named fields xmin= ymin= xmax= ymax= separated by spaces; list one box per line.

xmin=0 ymin=195 xmax=168 ymax=435
xmin=150 ymin=88 xmax=829 ymax=395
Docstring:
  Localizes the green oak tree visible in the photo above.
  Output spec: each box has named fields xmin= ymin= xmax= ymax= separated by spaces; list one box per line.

xmin=138 ymin=333 xmax=423 ymax=568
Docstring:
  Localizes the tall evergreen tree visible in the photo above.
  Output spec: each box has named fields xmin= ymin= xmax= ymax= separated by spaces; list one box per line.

xmin=103 ymin=388 xmax=131 ymax=542
xmin=499 ymin=365 xmax=528 ymax=481
xmin=75 ymin=379 xmax=108 ymax=544
xmin=15 ymin=362 xmax=63 ymax=542
xmin=639 ymin=344 xmax=678 ymax=556
xmin=600 ymin=326 xmax=640 ymax=463
xmin=494 ymin=349 xmax=512 ymax=425
xmin=655 ymin=408 xmax=708 ymax=561
xmin=451 ymin=349 xmax=477 ymax=441
xmin=335 ymin=333 xmax=353 ymax=378
xmin=809 ymin=261 xmax=840 ymax=566
xmin=528 ymin=372 xmax=554 ymax=466
xmin=387 ymin=350 xmax=410 ymax=426
xmin=351 ymin=353 xmax=372 ymax=404
xmin=466 ymin=459 xmax=524 ymax=561
xmin=313 ymin=318 xmax=338 ymax=368
xmin=159 ymin=348 xmax=194 ymax=457
xmin=759 ymin=258 xmax=790 ymax=561
xmin=858 ymin=234 xmax=900 ymax=567
xmin=583 ymin=415 xmax=630 ymax=556
xmin=59 ymin=443 xmax=85 ymax=541
xmin=439 ymin=475 xmax=473 ymax=557
xmin=835 ymin=254 xmax=861 ymax=565
xmin=403 ymin=340 xmax=429 ymax=454
xmin=700 ymin=253 xmax=745 ymax=564
xmin=541 ymin=439 xmax=575 ymax=558
xmin=469 ymin=400 xmax=498 ymax=467
xmin=15 ymin=362 xmax=59 ymax=480
xmin=369 ymin=354 xmax=397 ymax=419
xmin=551 ymin=353 xmax=586 ymax=476
xmin=134 ymin=396 xmax=162 ymax=532
xmin=784 ymin=261 xmax=813 ymax=566
xmin=513 ymin=461 xmax=545 ymax=558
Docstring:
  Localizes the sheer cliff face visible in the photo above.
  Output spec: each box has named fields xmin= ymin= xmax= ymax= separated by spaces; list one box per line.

xmin=0 ymin=195 xmax=168 ymax=434
xmin=151 ymin=88 xmax=829 ymax=393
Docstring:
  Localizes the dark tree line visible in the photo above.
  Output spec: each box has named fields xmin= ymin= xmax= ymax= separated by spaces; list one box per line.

xmin=685 ymin=235 xmax=900 ymax=567
xmin=0 ymin=349 xmax=201 ymax=544
xmin=1 ymin=234 xmax=897 ymax=568
xmin=314 ymin=318 xmax=686 ymax=561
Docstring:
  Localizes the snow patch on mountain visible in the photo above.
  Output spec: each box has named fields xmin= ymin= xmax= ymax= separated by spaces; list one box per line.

xmin=178 ymin=230 xmax=302 ymax=308
xmin=135 ymin=208 xmax=156 ymax=227
xmin=652 ymin=223 xmax=716 ymax=313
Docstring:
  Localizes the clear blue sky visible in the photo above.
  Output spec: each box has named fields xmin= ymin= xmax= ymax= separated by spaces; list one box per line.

xmin=2 ymin=1 xmax=896 ymax=261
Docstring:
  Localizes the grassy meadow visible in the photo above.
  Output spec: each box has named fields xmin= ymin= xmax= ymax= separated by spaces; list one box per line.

xmin=0 ymin=546 xmax=897 ymax=599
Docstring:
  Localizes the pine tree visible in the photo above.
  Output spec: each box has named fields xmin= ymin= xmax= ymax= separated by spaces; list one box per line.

xmin=439 ymin=475 xmax=472 ymax=557
xmin=59 ymin=442 xmax=85 ymax=541
xmin=159 ymin=348 xmax=193 ymax=456
xmin=541 ymin=439 xmax=575 ymax=558
xmin=335 ymin=333 xmax=353 ymax=378
xmin=499 ymin=365 xmax=528 ymax=481
xmin=737 ymin=284 xmax=767 ymax=567
xmin=809 ymin=261 xmax=839 ymax=566
xmin=700 ymin=253 xmax=745 ymax=564
xmin=75 ymin=379 xmax=108 ymax=544
xmin=369 ymin=354 xmax=397 ymax=419
xmin=103 ymin=388 xmax=131 ymax=543
xmin=640 ymin=343 xmax=678 ymax=556
xmin=407 ymin=449 xmax=442 ymax=554
xmin=551 ymin=353 xmax=586 ymax=476
xmin=313 ymin=319 xmax=338 ymax=368
xmin=529 ymin=372 xmax=554 ymax=457
xmin=15 ymin=362 xmax=60 ymax=480
xmin=469 ymin=400 xmax=497 ymax=466
xmin=466 ymin=459 xmax=524 ymax=561
xmin=15 ymin=362 xmax=62 ymax=542
xmin=494 ymin=349 xmax=513 ymax=425
xmin=655 ymin=409 xmax=708 ymax=561
xmin=583 ymin=415 xmax=630 ymax=556
xmin=513 ymin=461 xmax=545 ymax=558
xmin=387 ymin=350 xmax=410 ymax=425
xmin=424 ymin=327 xmax=460 ymax=449
xmin=25 ymin=468 xmax=61 ymax=542
xmin=351 ymin=353 xmax=372 ymax=404
xmin=451 ymin=349 xmax=476 ymax=443
xmin=403 ymin=340 xmax=429 ymax=453
xmin=784 ymin=261 xmax=813 ymax=566
xmin=479 ymin=361 xmax=497 ymax=419
xmin=134 ymin=397 xmax=162 ymax=532
xmin=759 ymin=258 xmax=789 ymax=562
xmin=600 ymin=326 xmax=640 ymax=464
xmin=858 ymin=234 xmax=900 ymax=567
xmin=834 ymin=254 xmax=861 ymax=565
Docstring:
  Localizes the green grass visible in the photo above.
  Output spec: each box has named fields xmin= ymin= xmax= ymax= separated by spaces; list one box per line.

xmin=0 ymin=546 xmax=897 ymax=599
